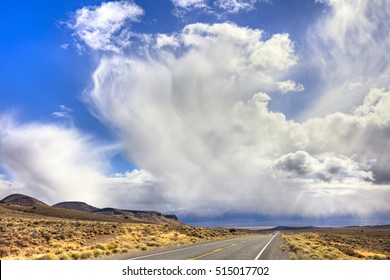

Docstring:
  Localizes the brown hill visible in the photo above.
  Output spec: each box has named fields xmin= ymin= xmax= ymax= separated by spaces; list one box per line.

xmin=93 ymin=208 xmax=182 ymax=224
xmin=52 ymin=201 xmax=99 ymax=213
xmin=1 ymin=193 xmax=48 ymax=207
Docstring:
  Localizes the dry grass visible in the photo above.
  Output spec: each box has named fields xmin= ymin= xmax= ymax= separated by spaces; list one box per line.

xmin=281 ymin=230 xmax=390 ymax=260
xmin=0 ymin=211 xmax=246 ymax=260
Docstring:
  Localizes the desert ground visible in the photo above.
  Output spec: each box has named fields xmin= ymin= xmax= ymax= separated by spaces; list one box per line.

xmin=281 ymin=226 xmax=390 ymax=260
xmin=0 ymin=201 xmax=245 ymax=260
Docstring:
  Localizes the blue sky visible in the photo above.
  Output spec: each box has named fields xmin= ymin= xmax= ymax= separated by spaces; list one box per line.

xmin=1 ymin=0 xmax=390 ymax=226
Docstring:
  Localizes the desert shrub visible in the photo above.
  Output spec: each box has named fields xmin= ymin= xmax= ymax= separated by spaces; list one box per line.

xmin=94 ymin=249 xmax=104 ymax=258
xmin=94 ymin=243 xmax=107 ymax=250
xmin=107 ymin=242 xmax=118 ymax=250
xmin=323 ymin=253 xmax=334 ymax=260
xmin=36 ymin=253 xmax=59 ymax=260
xmin=56 ymin=234 xmax=66 ymax=240
xmin=302 ymin=248 xmax=311 ymax=255
xmin=80 ymin=251 xmax=93 ymax=259
xmin=289 ymin=253 xmax=298 ymax=260
xmin=10 ymin=247 xmax=21 ymax=254
xmin=0 ymin=248 xmax=10 ymax=258
xmin=123 ymin=244 xmax=134 ymax=250
xmin=146 ymin=242 xmax=158 ymax=247
xmin=58 ymin=253 xmax=71 ymax=260
xmin=69 ymin=251 xmax=80 ymax=260
xmin=288 ymin=242 xmax=299 ymax=251
xmin=24 ymin=250 xmax=34 ymax=258
xmin=42 ymin=233 xmax=51 ymax=242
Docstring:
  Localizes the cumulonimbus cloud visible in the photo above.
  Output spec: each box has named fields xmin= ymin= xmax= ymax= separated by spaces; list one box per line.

xmin=3 ymin=1 xmax=389 ymax=222
xmin=85 ymin=18 xmax=390 ymax=219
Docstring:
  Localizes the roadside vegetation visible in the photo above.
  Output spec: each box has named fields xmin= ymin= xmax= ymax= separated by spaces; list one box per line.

xmin=281 ymin=230 xmax=390 ymax=260
xmin=0 ymin=212 xmax=244 ymax=260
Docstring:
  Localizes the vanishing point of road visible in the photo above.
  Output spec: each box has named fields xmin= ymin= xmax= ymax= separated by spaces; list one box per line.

xmin=115 ymin=232 xmax=288 ymax=260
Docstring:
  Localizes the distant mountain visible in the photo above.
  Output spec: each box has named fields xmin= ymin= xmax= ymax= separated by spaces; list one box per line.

xmin=240 ymin=225 xmax=327 ymax=233
xmin=163 ymin=214 xmax=179 ymax=221
xmin=0 ymin=193 xmax=48 ymax=207
xmin=93 ymin=208 xmax=181 ymax=224
xmin=53 ymin=201 xmax=99 ymax=213
xmin=93 ymin=207 xmax=128 ymax=215
xmin=0 ymin=193 xmax=182 ymax=225
xmin=272 ymin=226 xmax=318 ymax=231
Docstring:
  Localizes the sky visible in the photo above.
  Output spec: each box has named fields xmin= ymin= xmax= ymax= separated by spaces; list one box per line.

xmin=1 ymin=0 xmax=390 ymax=226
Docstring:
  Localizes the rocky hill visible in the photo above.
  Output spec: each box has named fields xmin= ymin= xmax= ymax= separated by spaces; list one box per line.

xmin=0 ymin=193 xmax=182 ymax=225
xmin=53 ymin=201 xmax=99 ymax=213
xmin=1 ymin=193 xmax=48 ymax=207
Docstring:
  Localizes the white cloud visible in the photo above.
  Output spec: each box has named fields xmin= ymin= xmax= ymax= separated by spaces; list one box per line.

xmin=215 ymin=0 xmax=263 ymax=13
xmin=353 ymin=88 xmax=390 ymax=122
xmin=170 ymin=0 xmax=269 ymax=17
xmin=0 ymin=114 xmax=166 ymax=210
xmin=273 ymin=151 xmax=373 ymax=183
xmin=180 ymin=23 xmax=297 ymax=70
xmin=170 ymin=0 xmax=208 ymax=17
xmin=110 ymin=169 xmax=158 ymax=185
xmin=156 ymin=34 xmax=180 ymax=49
xmin=101 ymin=169 xmax=169 ymax=210
xmin=274 ymin=151 xmax=321 ymax=176
xmin=277 ymin=80 xmax=305 ymax=94
xmin=171 ymin=0 xmax=267 ymax=14
xmin=303 ymin=0 xmax=390 ymax=117
xmin=0 ymin=115 xmax=113 ymax=206
xmin=52 ymin=105 xmax=73 ymax=120
xmin=86 ymin=21 xmax=390 ymax=218
xmin=171 ymin=0 xmax=208 ymax=9
xmin=68 ymin=0 xmax=144 ymax=53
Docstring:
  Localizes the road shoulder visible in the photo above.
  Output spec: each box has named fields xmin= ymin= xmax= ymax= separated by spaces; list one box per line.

xmin=257 ymin=234 xmax=289 ymax=260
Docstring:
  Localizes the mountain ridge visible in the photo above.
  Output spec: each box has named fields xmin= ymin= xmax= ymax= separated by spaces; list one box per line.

xmin=53 ymin=201 xmax=99 ymax=213
xmin=0 ymin=193 xmax=181 ymax=225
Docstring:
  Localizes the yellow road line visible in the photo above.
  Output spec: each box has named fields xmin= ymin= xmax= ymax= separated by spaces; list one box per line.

xmin=187 ymin=239 xmax=250 ymax=260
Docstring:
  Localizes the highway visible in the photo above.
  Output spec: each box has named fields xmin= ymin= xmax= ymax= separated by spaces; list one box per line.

xmin=123 ymin=232 xmax=288 ymax=260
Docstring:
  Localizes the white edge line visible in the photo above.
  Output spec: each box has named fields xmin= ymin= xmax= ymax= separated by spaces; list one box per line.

xmin=129 ymin=244 xmax=205 ymax=260
xmin=129 ymin=236 xmax=249 ymax=260
xmin=254 ymin=231 xmax=279 ymax=260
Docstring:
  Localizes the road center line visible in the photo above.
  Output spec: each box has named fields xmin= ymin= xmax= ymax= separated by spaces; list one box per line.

xmin=254 ymin=232 xmax=278 ymax=260
xmin=187 ymin=239 xmax=249 ymax=260
xmin=129 ymin=237 xmax=249 ymax=260
xmin=187 ymin=243 xmax=237 ymax=260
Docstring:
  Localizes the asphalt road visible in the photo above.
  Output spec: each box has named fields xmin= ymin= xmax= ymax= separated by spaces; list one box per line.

xmin=125 ymin=232 xmax=288 ymax=260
